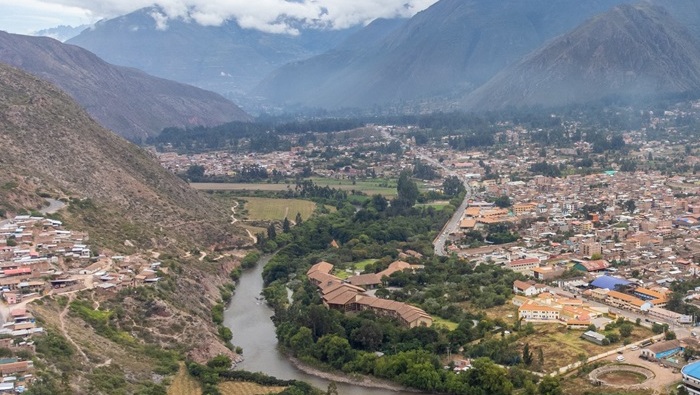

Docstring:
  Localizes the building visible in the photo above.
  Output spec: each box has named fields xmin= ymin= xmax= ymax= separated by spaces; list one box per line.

xmin=683 ymin=361 xmax=700 ymax=395
xmin=640 ymin=339 xmax=684 ymax=361
xmin=506 ymin=258 xmax=540 ymax=274
xmin=573 ymin=260 xmax=610 ymax=272
xmin=518 ymin=302 xmax=560 ymax=321
xmin=513 ymin=280 xmax=547 ymax=296
xmin=581 ymin=330 xmax=607 ymax=345
xmin=590 ymin=275 xmax=631 ymax=291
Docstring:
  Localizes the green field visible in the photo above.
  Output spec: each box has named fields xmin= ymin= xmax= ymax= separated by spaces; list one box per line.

xmin=191 ymin=177 xmax=430 ymax=198
xmin=432 ymin=316 xmax=458 ymax=331
xmin=416 ymin=201 xmax=451 ymax=210
xmin=353 ymin=259 xmax=377 ymax=271
xmin=240 ymin=197 xmax=322 ymax=221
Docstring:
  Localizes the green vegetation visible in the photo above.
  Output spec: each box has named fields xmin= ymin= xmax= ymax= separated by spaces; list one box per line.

xmin=187 ymin=356 xmax=322 ymax=395
xmin=240 ymin=197 xmax=326 ymax=221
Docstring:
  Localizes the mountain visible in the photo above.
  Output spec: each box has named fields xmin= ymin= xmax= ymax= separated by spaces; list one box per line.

xmin=0 ymin=61 xmax=240 ymax=245
xmin=0 ymin=31 xmax=252 ymax=141
xmin=254 ymin=0 xmax=629 ymax=110
xmin=32 ymin=24 xmax=88 ymax=42
xmin=67 ymin=7 xmax=360 ymax=105
xmin=463 ymin=4 xmax=700 ymax=110
xmin=0 ymin=62 xmax=245 ymax=388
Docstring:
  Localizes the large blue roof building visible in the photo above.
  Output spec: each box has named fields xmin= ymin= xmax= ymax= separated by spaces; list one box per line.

xmin=682 ymin=361 xmax=700 ymax=394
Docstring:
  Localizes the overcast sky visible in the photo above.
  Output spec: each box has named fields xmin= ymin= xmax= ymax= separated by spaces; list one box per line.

xmin=0 ymin=0 xmax=439 ymax=35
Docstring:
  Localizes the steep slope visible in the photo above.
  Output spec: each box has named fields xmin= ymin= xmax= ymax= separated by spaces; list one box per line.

xmin=0 ymin=31 xmax=252 ymax=141
xmin=464 ymin=4 xmax=700 ymax=110
xmin=0 ymin=61 xmax=241 ymax=247
xmin=0 ymin=61 xmax=245 ymax=391
xmin=254 ymin=0 xmax=628 ymax=110
xmin=67 ymin=7 xmax=359 ymax=103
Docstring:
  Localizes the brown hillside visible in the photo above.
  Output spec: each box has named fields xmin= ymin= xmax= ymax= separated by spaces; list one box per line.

xmin=0 ymin=31 xmax=252 ymax=141
xmin=0 ymin=61 xmax=243 ymax=249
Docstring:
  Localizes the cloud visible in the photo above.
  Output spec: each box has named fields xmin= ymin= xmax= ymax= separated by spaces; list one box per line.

xmin=27 ymin=0 xmax=439 ymax=33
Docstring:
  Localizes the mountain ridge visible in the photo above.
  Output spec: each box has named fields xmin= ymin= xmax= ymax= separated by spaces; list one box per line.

xmin=253 ymin=0 xmax=630 ymax=110
xmin=462 ymin=3 xmax=700 ymax=110
xmin=0 ymin=31 xmax=252 ymax=140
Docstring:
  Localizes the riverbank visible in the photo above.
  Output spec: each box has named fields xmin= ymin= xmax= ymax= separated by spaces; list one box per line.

xmin=288 ymin=355 xmax=420 ymax=393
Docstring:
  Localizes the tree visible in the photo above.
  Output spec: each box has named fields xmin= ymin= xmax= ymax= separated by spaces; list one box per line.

xmin=442 ymin=176 xmax=465 ymax=197
xmin=396 ymin=170 xmax=419 ymax=207
xmin=523 ymin=343 xmax=533 ymax=366
xmin=283 ymin=217 xmax=291 ymax=233
xmin=623 ymin=199 xmax=636 ymax=213
xmin=619 ymin=324 xmax=633 ymax=338
xmin=494 ymin=195 xmax=512 ymax=208
xmin=326 ymin=382 xmax=339 ymax=395
xmin=537 ymin=347 xmax=544 ymax=369
xmin=665 ymin=331 xmax=677 ymax=340
xmin=267 ymin=224 xmax=277 ymax=240
xmin=185 ymin=165 xmax=206 ymax=182
xmin=538 ymin=376 xmax=563 ymax=395
xmin=295 ymin=212 xmax=303 ymax=225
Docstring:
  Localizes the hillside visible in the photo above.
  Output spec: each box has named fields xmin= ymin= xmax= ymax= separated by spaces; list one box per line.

xmin=0 ymin=62 xmax=248 ymax=392
xmin=254 ymin=0 xmax=628 ymax=110
xmin=67 ymin=7 xmax=359 ymax=106
xmin=463 ymin=4 xmax=700 ymax=110
xmin=0 ymin=31 xmax=252 ymax=141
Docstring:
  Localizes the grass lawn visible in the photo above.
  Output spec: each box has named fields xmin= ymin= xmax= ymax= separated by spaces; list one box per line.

xmin=432 ymin=316 xmax=459 ymax=331
xmin=239 ymin=197 xmax=328 ymax=221
xmin=416 ymin=201 xmax=451 ymax=210
xmin=513 ymin=324 xmax=655 ymax=374
xmin=353 ymin=259 xmax=377 ymax=271
xmin=168 ymin=364 xmax=202 ymax=395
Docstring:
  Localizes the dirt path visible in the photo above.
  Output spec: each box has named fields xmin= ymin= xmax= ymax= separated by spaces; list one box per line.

xmin=59 ymin=294 xmax=89 ymax=363
xmin=231 ymin=201 xmax=257 ymax=244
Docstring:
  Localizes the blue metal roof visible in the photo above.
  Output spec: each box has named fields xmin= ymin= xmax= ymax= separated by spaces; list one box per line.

xmin=590 ymin=275 xmax=631 ymax=290
xmin=683 ymin=361 xmax=700 ymax=379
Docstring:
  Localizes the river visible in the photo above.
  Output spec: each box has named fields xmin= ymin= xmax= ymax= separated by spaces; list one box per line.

xmin=223 ymin=255 xmax=419 ymax=395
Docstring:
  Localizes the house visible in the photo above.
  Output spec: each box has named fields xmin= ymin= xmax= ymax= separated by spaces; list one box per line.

xmin=513 ymin=280 xmax=547 ymax=296
xmin=573 ymin=260 xmax=610 ymax=272
xmin=581 ymin=331 xmax=607 ymax=345
xmin=640 ymin=339 xmax=684 ymax=361
xmin=518 ymin=302 xmax=560 ymax=321
xmin=506 ymin=258 xmax=540 ymax=274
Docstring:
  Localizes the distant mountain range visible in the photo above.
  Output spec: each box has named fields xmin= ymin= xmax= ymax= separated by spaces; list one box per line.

xmin=32 ymin=24 xmax=88 ymax=42
xmin=67 ymin=7 xmax=363 ymax=105
xmin=463 ymin=4 xmax=700 ymax=110
xmin=62 ymin=0 xmax=700 ymax=113
xmin=254 ymin=0 xmax=632 ymax=110
xmin=0 ymin=31 xmax=252 ymax=140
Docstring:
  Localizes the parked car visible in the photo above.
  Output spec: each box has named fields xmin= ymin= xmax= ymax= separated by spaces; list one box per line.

xmin=616 ymin=355 xmax=625 ymax=362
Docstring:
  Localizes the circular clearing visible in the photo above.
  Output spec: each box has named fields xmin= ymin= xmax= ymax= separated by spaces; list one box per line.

xmin=589 ymin=364 xmax=655 ymax=389
xmin=597 ymin=370 xmax=648 ymax=385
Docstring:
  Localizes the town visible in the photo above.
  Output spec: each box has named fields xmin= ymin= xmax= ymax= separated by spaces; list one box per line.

xmin=145 ymin=101 xmax=700 ymax=393
xmin=0 ymin=213 xmax=164 ymax=393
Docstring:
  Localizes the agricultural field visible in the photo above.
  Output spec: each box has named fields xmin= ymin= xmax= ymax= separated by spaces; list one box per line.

xmin=239 ymin=197 xmax=322 ymax=221
xmin=167 ymin=364 xmax=202 ymax=395
xmin=190 ymin=176 xmax=432 ymax=198
xmin=218 ymin=381 xmax=286 ymax=395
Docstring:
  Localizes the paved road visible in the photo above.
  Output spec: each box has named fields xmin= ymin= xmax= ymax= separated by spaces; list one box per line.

xmin=377 ymin=128 xmax=473 ymax=257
